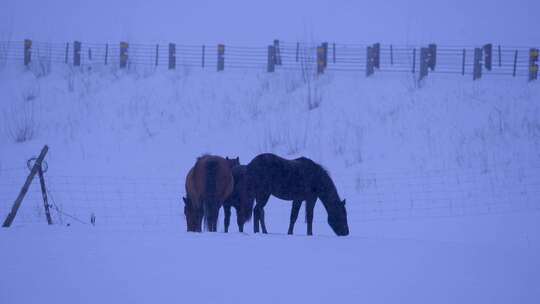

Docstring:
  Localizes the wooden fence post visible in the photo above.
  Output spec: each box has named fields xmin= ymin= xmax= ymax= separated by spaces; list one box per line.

xmin=390 ymin=45 xmax=394 ymax=65
xmin=155 ymin=44 xmax=159 ymax=66
xmin=419 ymin=47 xmax=429 ymax=81
xmin=498 ymin=45 xmax=501 ymax=67
xmin=412 ymin=48 xmax=416 ymax=74
xmin=120 ymin=41 xmax=128 ymax=68
xmin=473 ymin=47 xmax=482 ymax=80
xmin=168 ymin=43 xmax=176 ymax=70
xmin=529 ymin=48 xmax=538 ymax=81
xmin=295 ymin=42 xmax=299 ymax=62
xmin=202 ymin=45 xmax=205 ymax=68
xmin=267 ymin=45 xmax=276 ymax=72
xmin=366 ymin=46 xmax=375 ymax=77
xmin=2 ymin=146 xmax=49 ymax=228
xmin=88 ymin=48 xmax=92 ymax=61
xmin=332 ymin=42 xmax=336 ymax=64
xmin=64 ymin=43 xmax=69 ymax=64
xmin=512 ymin=50 xmax=518 ymax=77
xmin=273 ymin=40 xmax=282 ymax=65
xmin=373 ymin=43 xmax=380 ymax=68
xmin=105 ymin=43 xmax=109 ymax=65
xmin=217 ymin=44 xmax=225 ymax=71
xmin=317 ymin=46 xmax=325 ymax=74
xmin=23 ymin=39 xmax=32 ymax=66
xmin=73 ymin=41 xmax=81 ymax=66
xmin=483 ymin=44 xmax=492 ymax=71
xmin=427 ymin=44 xmax=437 ymax=70
xmin=37 ymin=166 xmax=52 ymax=225
xmin=322 ymin=42 xmax=329 ymax=68
xmin=461 ymin=49 xmax=466 ymax=75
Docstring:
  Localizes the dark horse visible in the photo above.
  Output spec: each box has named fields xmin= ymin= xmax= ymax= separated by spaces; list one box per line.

xmin=184 ymin=155 xmax=237 ymax=232
xmin=246 ymin=153 xmax=349 ymax=236
xmin=222 ymin=165 xmax=254 ymax=233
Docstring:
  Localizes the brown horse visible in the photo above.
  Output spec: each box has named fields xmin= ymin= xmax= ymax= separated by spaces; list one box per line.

xmin=184 ymin=155 xmax=237 ymax=232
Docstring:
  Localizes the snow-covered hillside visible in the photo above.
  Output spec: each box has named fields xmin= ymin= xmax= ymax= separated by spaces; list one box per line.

xmin=1 ymin=62 xmax=539 ymax=228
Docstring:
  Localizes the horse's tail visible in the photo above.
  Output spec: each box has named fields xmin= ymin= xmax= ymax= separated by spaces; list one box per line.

xmin=203 ymin=159 xmax=219 ymax=231
xmin=244 ymin=193 xmax=254 ymax=222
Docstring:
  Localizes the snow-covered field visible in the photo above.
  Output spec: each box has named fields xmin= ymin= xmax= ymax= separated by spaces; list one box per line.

xmin=1 ymin=0 xmax=540 ymax=302
xmin=1 ymin=62 xmax=539 ymax=303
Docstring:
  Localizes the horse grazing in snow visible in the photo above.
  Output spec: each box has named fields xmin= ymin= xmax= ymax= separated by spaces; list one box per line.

xmin=183 ymin=155 xmax=238 ymax=232
xmin=246 ymin=153 xmax=349 ymax=236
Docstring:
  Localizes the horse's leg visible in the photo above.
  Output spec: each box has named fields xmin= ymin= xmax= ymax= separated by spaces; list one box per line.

xmin=306 ymin=199 xmax=316 ymax=236
xmin=253 ymin=203 xmax=260 ymax=233
xmin=224 ymin=205 xmax=231 ymax=233
xmin=287 ymin=200 xmax=302 ymax=235
xmin=236 ymin=208 xmax=244 ymax=232
xmin=259 ymin=207 xmax=268 ymax=234
xmin=254 ymin=193 xmax=270 ymax=234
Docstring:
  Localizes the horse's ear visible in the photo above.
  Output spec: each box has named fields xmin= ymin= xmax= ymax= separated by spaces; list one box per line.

xmin=182 ymin=197 xmax=188 ymax=205
xmin=342 ymin=199 xmax=346 ymax=205
xmin=226 ymin=156 xmax=229 ymax=160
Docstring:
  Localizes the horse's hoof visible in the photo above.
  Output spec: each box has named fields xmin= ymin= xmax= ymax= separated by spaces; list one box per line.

xmin=287 ymin=231 xmax=293 ymax=235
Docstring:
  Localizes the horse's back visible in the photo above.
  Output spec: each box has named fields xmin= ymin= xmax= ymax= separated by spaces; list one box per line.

xmin=247 ymin=153 xmax=322 ymax=200
xmin=187 ymin=155 xmax=234 ymax=202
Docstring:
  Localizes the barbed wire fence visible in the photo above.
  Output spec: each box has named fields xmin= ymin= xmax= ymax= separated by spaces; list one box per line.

xmin=0 ymin=39 xmax=538 ymax=81
xmin=1 ymin=159 xmax=539 ymax=228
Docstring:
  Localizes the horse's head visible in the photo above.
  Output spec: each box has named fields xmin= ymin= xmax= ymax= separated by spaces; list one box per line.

xmin=328 ymin=199 xmax=349 ymax=236
xmin=226 ymin=156 xmax=240 ymax=168
xmin=183 ymin=196 xmax=203 ymax=232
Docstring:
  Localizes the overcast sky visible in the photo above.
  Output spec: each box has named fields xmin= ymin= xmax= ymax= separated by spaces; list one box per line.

xmin=1 ymin=0 xmax=538 ymax=45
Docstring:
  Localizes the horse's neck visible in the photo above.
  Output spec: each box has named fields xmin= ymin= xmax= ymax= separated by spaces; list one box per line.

xmin=318 ymin=174 xmax=340 ymax=207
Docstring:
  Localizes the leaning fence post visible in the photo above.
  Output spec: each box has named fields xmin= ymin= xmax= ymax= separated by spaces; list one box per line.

xmin=37 ymin=164 xmax=52 ymax=225
xmin=73 ymin=41 xmax=81 ymax=66
xmin=267 ymin=45 xmax=276 ymax=72
xmin=119 ymin=41 xmax=128 ymax=68
xmin=217 ymin=44 xmax=225 ymax=71
xmin=529 ymin=48 xmax=538 ymax=81
xmin=473 ymin=47 xmax=482 ymax=80
xmin=2 ymin=146 xmax=49 ymax=228
xmin=512 ymin=50 xmax=518 ymax=77
xmin=168 ymin=43 xmax=176 ymax=70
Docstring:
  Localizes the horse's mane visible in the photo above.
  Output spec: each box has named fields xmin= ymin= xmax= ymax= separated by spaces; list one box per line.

xmin=312 ymin=162 xmax=340 ymax=203
xmin=197 ymin=153 xmax=212 ymax=161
